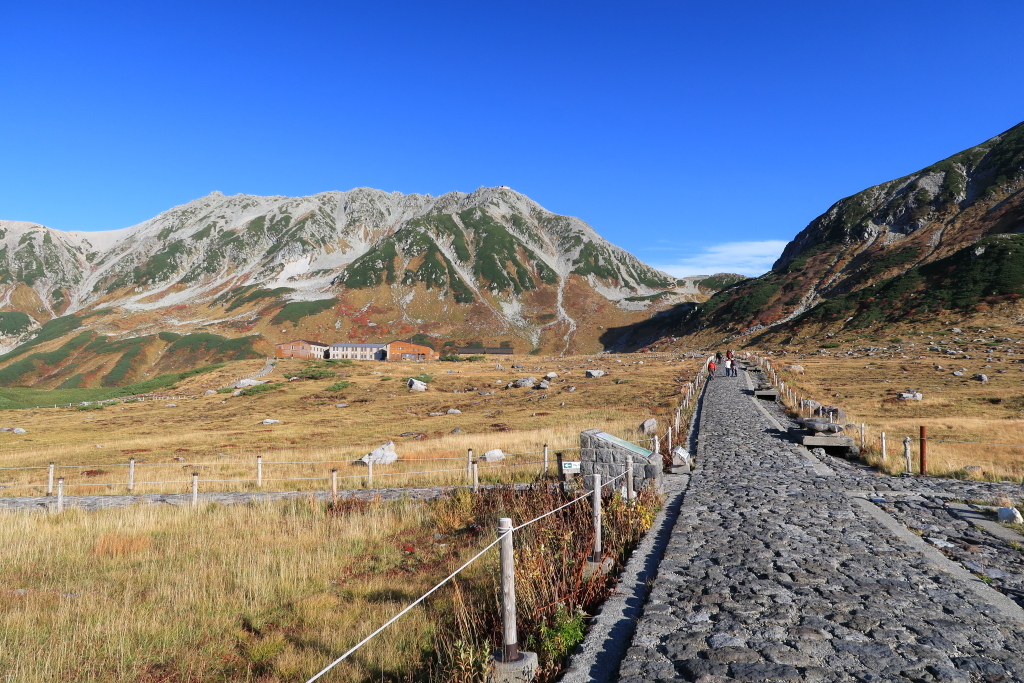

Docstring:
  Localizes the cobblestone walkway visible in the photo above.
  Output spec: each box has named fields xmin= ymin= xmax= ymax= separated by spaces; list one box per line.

xmin=619 ymin=369 xmax=1024 ymax=683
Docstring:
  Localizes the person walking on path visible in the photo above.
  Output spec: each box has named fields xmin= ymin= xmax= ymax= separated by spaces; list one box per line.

xmin=708 ymin=360 xmax=717 ymax=377
xmin=723 ymin=358 xmax=732 ymax=377
xmin=715 ymin=351 xmax=723 ymax=365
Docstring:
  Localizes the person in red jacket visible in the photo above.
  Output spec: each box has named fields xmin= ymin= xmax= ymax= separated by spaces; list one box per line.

xmin=708 ymin=360 xmax=717 ymax=377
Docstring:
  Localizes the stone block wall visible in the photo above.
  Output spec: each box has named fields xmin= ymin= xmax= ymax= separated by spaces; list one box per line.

xmin=580 ymin=428 xmax=663 ymax=494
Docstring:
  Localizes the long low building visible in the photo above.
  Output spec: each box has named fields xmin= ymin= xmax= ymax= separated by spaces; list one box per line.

xmin=275 ymin=339 xmax=438 ymax=361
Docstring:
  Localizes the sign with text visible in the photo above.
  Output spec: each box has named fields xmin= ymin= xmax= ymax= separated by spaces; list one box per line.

xmin=561 ymin=461 xmax=581 ymax=474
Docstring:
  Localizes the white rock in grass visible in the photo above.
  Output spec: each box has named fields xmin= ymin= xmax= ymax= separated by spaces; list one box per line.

xmin=335 ymin=403 xmax=349 ymax=408
xmin=204 ymin=390 xmax=217 ymax=395
xmin=447 ymin=408 xmax=462 ymax=414
xmin=12 ymin=427 xmax=26 ymax=434
xmin=408 ymin=378 xmax=428 ymax=392
xmin=998 ymin=506 xmax=1024 ymax=524
xmin=361 ymin=441 xmax=398 ymax=465
xmin=545 ymin=372 xmax=558 ymax=379
xmin=639 ymin=418 xmax=658 ymax=434
xmin=482 ymin=449 xmax=505 ymax=462
xmin=259 ymin=419 xmax=280 ymax=425
xmin=585 ymin=369 xmax=606 ymax=378
xmin=234 ymin=379 xmax=266 ymax=388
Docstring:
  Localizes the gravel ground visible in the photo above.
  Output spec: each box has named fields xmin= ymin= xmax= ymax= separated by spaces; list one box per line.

xmin=618 ymin=368 xmax=1024 ymax=683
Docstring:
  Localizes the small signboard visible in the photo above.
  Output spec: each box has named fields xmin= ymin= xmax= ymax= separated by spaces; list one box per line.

xmin=561 ymin=461 xmax=581 ymax=474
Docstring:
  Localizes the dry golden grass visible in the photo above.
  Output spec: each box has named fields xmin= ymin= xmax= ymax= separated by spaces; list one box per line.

xmin=767 ymin=337 xmax=1024 ymax=480
xmin=0 ymin=497 xmax=470 ymax=682
xmin=0 ymin=354 xmax=698 ymax=497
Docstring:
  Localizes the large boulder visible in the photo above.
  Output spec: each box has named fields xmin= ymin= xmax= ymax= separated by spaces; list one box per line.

xmin=408 ymin=378 xmax=428 ymax=392
xmin=513 ymin=377 xmax=537 ymax=388
xmin=482 ymin=449 xmax=505 ymax=462
xmin=11 ymin=427 xmax=26 ymax=434
xmin=785 ymin=364 xmax=805 ymax=374
xmin=998 ymin=506 xmax=1024 ymax=524
xmin=545 ymin=372 xmax=558 ymax=379
xmin=586 ymin=369 xmax=606 ymax=378
xmin=639 ymin=418 xmax=658 ymax=434
xmin=897 ymin=391 xmax=923 ymax=401
xmin=974 ymin=374 xmax=989 ymax=383
xmin=233 ymin=379 xmax=266 ymax=389
xmin=360 ymin=441 xmax=399 ymax=465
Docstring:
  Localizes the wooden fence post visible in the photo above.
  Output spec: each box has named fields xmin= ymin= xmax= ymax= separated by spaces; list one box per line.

xmin=56 ymin=477 xmax=64 ymax=512
xmin=191 ymin=472 xmax=199 ymax=507
xmin=919 ymin=425 xmax=927 ymax=475
xmin=47 ymin=462 xmax=54 ymax=496
xmin=497 ymin=517 xmax=519 ymax=662
xmin=472 ymin=461 xmax=479 ymax=493
xmin=257 ymin=455 xmax=263 ymax=488
xmin=590 ymin=472 xmax=602 ymax=562
xmin=128 ymin=458 xmax=135 ymax=493
xmin=903 ymin=437 xmax=912 ymax=474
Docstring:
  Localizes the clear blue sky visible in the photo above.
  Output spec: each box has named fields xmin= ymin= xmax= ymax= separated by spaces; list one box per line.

xmin=2 ymin=1 xmax=1022 ymax=277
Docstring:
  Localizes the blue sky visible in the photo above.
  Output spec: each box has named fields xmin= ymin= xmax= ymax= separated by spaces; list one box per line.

xmin=1 ymin=1 xmax=1022 ymax=277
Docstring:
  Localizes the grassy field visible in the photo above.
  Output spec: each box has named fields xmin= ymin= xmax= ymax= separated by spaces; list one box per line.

xmin=763 ymin=327 xmax=1024 ymax=480
xmin=0 ymin=352 xmax=681 ymax=681
xmin=0 ymin=354 xmax=697 ymax=497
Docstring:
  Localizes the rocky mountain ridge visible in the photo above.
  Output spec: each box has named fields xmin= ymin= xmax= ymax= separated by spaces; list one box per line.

xmin=0 ymin=186 xmax=706 ymax=386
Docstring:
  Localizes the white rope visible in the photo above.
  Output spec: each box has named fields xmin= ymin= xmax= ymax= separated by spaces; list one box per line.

xmin=305 ymin=533 xmax=506 ymax=683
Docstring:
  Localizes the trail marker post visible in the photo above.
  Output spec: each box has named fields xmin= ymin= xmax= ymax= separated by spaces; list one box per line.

xmin=467 ymin=448 xmax=474 ymax=480
xmin=880 ymin=432 xmax=887 ymax=461
xmin=47 ymin=462 xmax=54 ymax=496
xmin=543 ymin=444 xmax=549 ymax=474
xmin=56 ymin=477 xmax=64 ymax=512
xmin=128 ymin=458 xmax=135 ymax=493
xmin=626 ymin=453 xmax=635 ymax=502
xmin=497 ymin=517 xmax=519 ymax=662
xmin=191 ymin=472 xmax=199 ymax=507
xmin=331 ymin=469 xmax=338 ymax=500
xmin=919 ymin=426 xmax=928 ymax=475
xmin=367 ymin=459 xmax=374 ymax=489
xmin=590 ymin=473 xmax=602 ymax=562
xmin=257 ymin=455 xmax=263 ymax=488
xmin=472 ymin=461 xmax=479 ymax=493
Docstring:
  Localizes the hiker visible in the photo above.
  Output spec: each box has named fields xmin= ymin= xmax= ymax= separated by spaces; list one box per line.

xmin=715 ymin=351 xmax=723 ymax=364
xmin=726 ymin=350 xmax=734 ymax=360
xmin=724 ymin=357 xmax=732 ymax=376
xmin=708 ymin=359 xmax=717 ymax=377
xmin=730 ymin=358 xmax=738 ymax=376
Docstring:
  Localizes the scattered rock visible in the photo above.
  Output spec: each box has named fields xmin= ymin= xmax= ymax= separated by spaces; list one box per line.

xmin=482 ymin=449 xmax=505 ymax=462
xmin=447 ymin=408 xmax=462 ymax=414
xmin=513 ymin=377 xmax=537 ymax=388
xmin=12 ymin=427 xmax=26 ymax=434
xmin=974 ymin=374 xmax=989 ymax=383
xmin=998 ymin=506 xmax=1024 ymax=524
xmin=585 ymin=369 xmax=606 ymax=378
xmin=259 ymin=419 xmax=280 ymax=425
xmin=335 ymin=403 xmax=349 ymax=408
xmin=165 ymin=404 xmax=178 ymax=408
xmin=204 ymin=390 xmax=217 ymax=395
xmin=232 ymin=390 xmax=242 ymax=396
xmin=172 ymin=456 xmax=186 ymax=462
xmin=511 ymin=364 xmax=524 ymax=369
xmin=545 ymin=372 xmax=558 ymax=379
xmin=233 ymin=379 xmax=266 ymax=389
xmin=566 ymin=386 xmax=576 ymax=392
xmin=537 ymin=381 xmax=550 ymax=390
xmin=408 ymin=378 xmax=428 ymax=392
xmin=952 ymin=371 xmax=963 ymax=377
xmin=963 ymin=465 xmax=983 ymax=475
xmin=450 ymin=427 xmax=463 ymax=434
xmin=495 ymin=364 xmax=505 ymax=371
xmin=897 ymin=392 xmax=923 ymax=401
xmin=639 ymin=418 xmax=657 ymax=434
xmin=429 ymin=412 xmax=444 ymax=417
xmin=360 ymin=441 xmax=399 ymax=465
xmin=785 ymin=364 xmax=805 ymax=374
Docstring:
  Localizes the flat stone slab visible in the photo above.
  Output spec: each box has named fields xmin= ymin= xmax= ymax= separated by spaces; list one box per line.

xmin=753 ymin=389 xmax=779 ymax=400
xmin=801 ymin=433 xmax=856 ymax=447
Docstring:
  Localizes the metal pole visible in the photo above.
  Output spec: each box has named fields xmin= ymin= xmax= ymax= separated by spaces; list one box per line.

xmin=56 ymin=477 xmax=64 ymax=512
xmin=880 ymin=432 xmax=887 ymax=461
xmin=467 ymin=448 xmax=474 ymax=479
xmin=903 ymin=437 xmax=912 ymax=474
xmin=591 ymin=472 xmax=602 ymax=562
xmin=191 ymin=472 xmax=199 ymax=507
xmin=257 ymin=455 xmax=263 ymax=488
xmin=331 ymin=469 xmax=338 ymax=500
xmin=128 ymin=458 xmax=135 ymax=493
xmin=47 ymin=462 xmax=54 ymax=496
xmin=626 ymin=453 xmax=635 ymax=502
xmin=497 ymin=517 xmax=519 ymax=663
xmin=543 ymin=444 xmax=549 ymax=474
xmin=920 ymin=425 xmax=927 ymax=475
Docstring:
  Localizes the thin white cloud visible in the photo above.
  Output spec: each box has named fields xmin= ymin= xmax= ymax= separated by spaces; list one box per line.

xmin=650 ymin=240 xmax=789 ymax=278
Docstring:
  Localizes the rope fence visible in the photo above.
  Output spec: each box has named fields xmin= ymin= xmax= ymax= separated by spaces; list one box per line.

xmin=304 ymin=469 xmax=631 ymax=683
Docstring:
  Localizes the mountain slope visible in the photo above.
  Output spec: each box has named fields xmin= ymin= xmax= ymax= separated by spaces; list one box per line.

xmin=685 ymin=121 xmax=1024 ymax=342
xmin=0 ymin=187 xmax=692 ymax=386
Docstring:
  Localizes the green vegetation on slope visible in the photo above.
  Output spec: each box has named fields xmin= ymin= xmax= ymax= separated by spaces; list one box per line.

xmin=270 ymin=300 xmax=337 ymax=326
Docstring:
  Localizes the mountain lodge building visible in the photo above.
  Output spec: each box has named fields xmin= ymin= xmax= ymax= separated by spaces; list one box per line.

xmin=275 ymin=339 xmax=439 ymax=361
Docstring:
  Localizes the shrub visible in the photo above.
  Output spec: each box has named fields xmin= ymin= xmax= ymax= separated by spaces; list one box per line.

xmin=239 ymin=382 xmax=283 ymax=397
xmin=215 ymin=387 xmax=233 ymax=394
xmin=466 ymin=355 xmax=485 ymax=362
xmin=439 ymin=355 xmax=463 ymax=362
xmin=821 ymin=342 xmax=841 ymax=348
xmin=409 ymin=374 xmax=433 ymax=384
xmin=295 ymin=368 xmax=336 ymax=380
xmin=325 ymin=381 xmax=352 ymax=392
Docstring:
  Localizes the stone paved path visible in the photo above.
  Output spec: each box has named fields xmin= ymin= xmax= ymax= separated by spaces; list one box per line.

xmin=619 ymin=368 xmax=1024 ymax=683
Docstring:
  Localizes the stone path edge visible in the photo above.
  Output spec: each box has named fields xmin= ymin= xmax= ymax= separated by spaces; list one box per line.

xmin=848 ymin=493 xmax=1024 ymax=624
xmin=560 ymin=364 xmax=708 ymax=683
